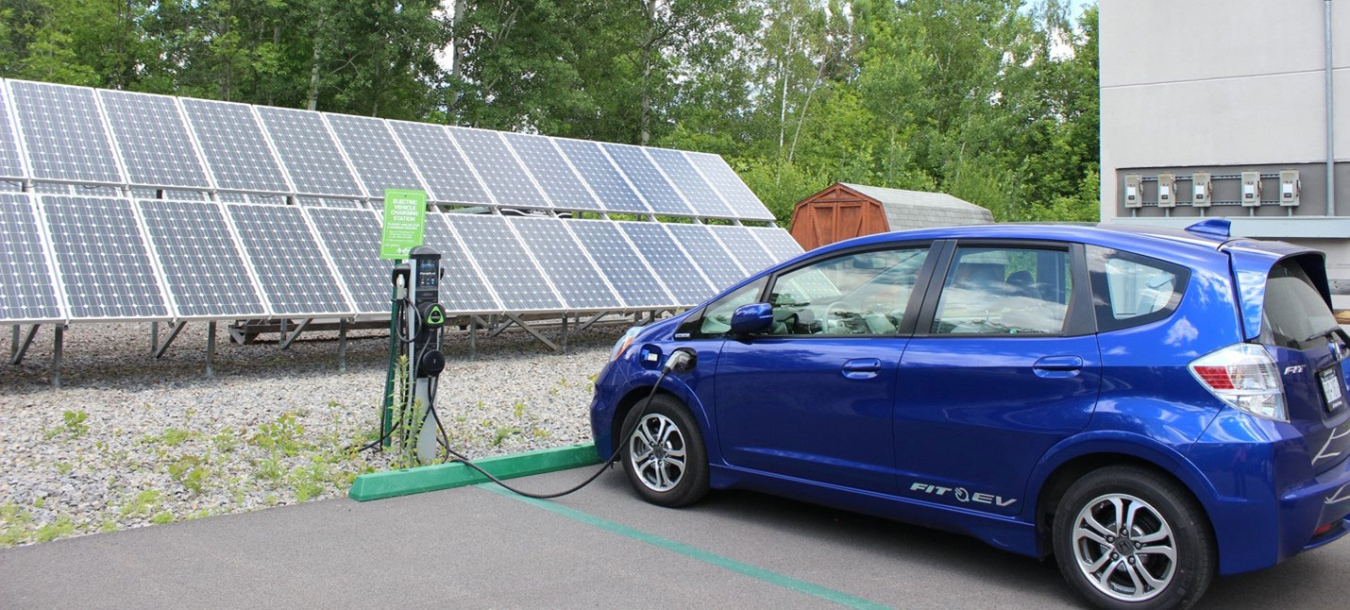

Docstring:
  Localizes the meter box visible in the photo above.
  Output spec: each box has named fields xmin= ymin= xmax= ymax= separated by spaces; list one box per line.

xmin=1123 ymin=175 xmax=1143 ymax=209
xmin=1191 ymin=173 xmax=1212 ymax=207
xmin=1241 ymin=172 xmax=1262 ymax=207
xmin=1157 ymin=174 xmax=1176 ymax=208
xmin=1279 ymin=170 xmax=1301 ymax=207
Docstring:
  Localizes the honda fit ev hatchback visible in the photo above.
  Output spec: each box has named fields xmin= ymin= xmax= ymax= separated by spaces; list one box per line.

xmin=590 ymin=219 xmax=1350 ymax=609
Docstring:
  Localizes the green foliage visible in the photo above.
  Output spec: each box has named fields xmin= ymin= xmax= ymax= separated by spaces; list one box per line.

xmin=149 ymin=511 xmax=174 ymax=525
xmin=0 ymin=0 xmax=1098 ymax=224
xmin=119 ymin=490 xmax=160 ymax=518
xmin=167 ymin=455 xmax=209 ymax=495
xmin=34 ymin=515 xmax=74 ymax=542
xmin=61 ymin=410 xmax=88 ymax=437
xmin=250 ymin=412 xmax=308 ymax=457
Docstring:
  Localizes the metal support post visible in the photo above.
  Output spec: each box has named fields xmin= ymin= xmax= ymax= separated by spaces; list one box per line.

xmin=338 ymin=319 xmax=348 ymax=373
xmin=11 ymin=324 xmax=39 ymax=365
xmin=206 ymin=322 xmax=216 ymax=378
xmin=52 ymin=326 xmax=63 ymax=389
xmin=279 ymin=318 xmax=312 ymax=350
xmin=469 ymin=316 xmax=478 ymax=361
xmin=150 ymin=321 xmax=158 ymax=354
xmin=504 ymin=314 xmax=560 ymax=352
xmin=561 ymin=314 xmax=569 ymax=354
xmin=576 ymin=312 xmax=607 ymax=334
xmin=152 ymin=321 xmax=187 ymax=359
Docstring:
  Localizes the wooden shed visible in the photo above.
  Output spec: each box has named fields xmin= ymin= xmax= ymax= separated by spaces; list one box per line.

xmin=789 ymin=182 xmax=994 ymax=250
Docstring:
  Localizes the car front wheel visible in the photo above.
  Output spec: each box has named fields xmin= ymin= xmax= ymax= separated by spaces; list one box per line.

xmin=619 ymin=394 xmax=709 ymax=508
xmin=1052 ymin=466 xmax=1216 ymax=610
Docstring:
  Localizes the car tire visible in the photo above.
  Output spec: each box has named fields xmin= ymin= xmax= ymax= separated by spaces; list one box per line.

xmin=1052 ymin=466 xmax=1216 ymax=610
xmin=619 ymin=394 xmax=710 ymax=508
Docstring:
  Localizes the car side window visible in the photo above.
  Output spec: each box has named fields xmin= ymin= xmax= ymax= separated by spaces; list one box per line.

xmin=931 ymin=246 xmax=1073 ymax=335
xmin=1087 ymin=246 xmax=1187 ymax=332
xmin=698 ymin=278 xmax=767 ymax=335
xmin=766 ymin=247 xmax=929 ymax=336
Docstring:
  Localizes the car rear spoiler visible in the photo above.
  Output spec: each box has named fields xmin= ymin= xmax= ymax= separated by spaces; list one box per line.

xmin=1185 ymin=218 xmax=1333 ymax=341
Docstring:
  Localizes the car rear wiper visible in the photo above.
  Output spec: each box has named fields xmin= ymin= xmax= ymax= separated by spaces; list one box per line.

xmin=1304 ymin=326 xmax=1350 ymax=344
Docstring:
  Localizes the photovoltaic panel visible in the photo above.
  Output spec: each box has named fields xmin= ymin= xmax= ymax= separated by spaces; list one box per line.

xmin=686 ymin=152 xmax=774 ymax=220
xmin=443 ymin=214 xmax=562 ymax=311
xmin=645 ymin=148 xmax=732 ymax=218
xmin=0 ymin=83 xmax=25 ymax=180
xmin=502 ymin=134 xmax=601 ymax=211
xmin=553 ymin=139 xmax=648 ymax=213
xmin=99 ymin=90 xmax=210 ymax=189
xmin=662 ymin=223 xmax=746 ymax=290
xmin=0 ymin=193 xmax=62 ymax=323
xmin=226 ymin=203 xmax=351 ymax=317
xmin=617 ymin=222 xmax=714 ymax=304
xmin=748 ymin=226 xmax=805 ymax=262
xmin=563 ymin=220 xmax=674 ymax=308
xmin=34 ymin=183 xmax=71 ymax=194
xmin=9 ymin=81 xmax=122 ymax=184
xmin=254 ymin=106 xmax=363 ymax=198
xmin=601 ymin=143 xmax=692 ymax=216
xmin=708 ymin=224 xmax=777 ymax=274
xmin=305 ymin=208 xmax=390 ymax=315
xmin=137 ymin=200 xmax=267 ymax=318
xmin=422 ymin=215 xmax=500 ymax=312
xmin=386 ymin=121 xmax=492 ymax=205
xmin=296 ymin=196 xmax=325 ymax=207
xmin=509 ymin=217 xmax=620 ymax=309
xmin=180 ymin=99 xmax=290 ymax=193
xmin=40 ymin=196 xmax=169 ymax=320
xmin=324 ymin=113 xmax=425 ymax=198
xmin=447 ymin=128 xmax=545 ymax=208
xmin=322 ymin=198 xmax=362 ymax=209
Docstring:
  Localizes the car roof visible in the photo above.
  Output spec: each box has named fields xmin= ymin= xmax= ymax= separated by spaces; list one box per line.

xmin=809 ymin=222 xmax=1231 ymax=258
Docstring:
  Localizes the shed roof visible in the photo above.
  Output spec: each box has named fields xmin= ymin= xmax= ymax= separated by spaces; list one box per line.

xmin=838 ymin=183 xmax=993 ymax=230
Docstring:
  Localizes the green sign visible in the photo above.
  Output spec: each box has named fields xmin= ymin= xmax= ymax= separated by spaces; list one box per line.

xmin=380 ymin=189 xmax=427 ymax=259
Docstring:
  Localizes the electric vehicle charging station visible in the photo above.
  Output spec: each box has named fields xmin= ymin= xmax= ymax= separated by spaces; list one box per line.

xmin=385 ymin=246 xmax=447 ymax=465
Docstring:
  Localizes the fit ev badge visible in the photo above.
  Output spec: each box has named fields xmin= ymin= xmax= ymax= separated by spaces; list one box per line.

xmin=910 ymin=482 xmax=1017 ymax=507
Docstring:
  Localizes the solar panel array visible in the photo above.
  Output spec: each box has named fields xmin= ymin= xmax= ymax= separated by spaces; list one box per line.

xmin=0 ymin=78 xmax=773 ymax=220
xmin=0 ymin=77 xmax=805 ymax=326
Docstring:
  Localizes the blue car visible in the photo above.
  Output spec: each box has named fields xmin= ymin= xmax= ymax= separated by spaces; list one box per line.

xmin=590 ymin=219 xmax=1350 ymax=609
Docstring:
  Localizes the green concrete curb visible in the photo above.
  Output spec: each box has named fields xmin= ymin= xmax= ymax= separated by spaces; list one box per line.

xmin=348 ymin=443 xmax=603 ymax=502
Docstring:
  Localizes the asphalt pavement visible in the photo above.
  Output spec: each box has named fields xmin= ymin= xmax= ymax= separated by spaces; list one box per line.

xmin=1 ymin=467 xmax=1347 ymax=609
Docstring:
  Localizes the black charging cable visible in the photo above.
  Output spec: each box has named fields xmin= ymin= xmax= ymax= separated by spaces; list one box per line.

xmin=426 ymin=349 xmax=695 ymax=500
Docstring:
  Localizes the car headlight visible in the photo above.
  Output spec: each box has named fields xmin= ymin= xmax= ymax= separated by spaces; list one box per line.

xmin=610 ymin=326 xmax=642 ymax=362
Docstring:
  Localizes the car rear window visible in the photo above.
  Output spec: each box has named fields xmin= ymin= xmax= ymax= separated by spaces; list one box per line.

xmin=1261 ymin=260 xmax=1339 ymax=350
xmin=1087 ymin=246 xmax=1189 ymax=332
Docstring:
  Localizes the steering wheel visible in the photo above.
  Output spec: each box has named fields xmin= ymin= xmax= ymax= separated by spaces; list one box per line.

xmin=825 ymin=301 xmax=863 ymax=334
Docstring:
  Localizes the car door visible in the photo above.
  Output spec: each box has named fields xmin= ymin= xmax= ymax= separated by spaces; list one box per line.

xmin=894 ymin=240 xmax=1100 ymax=516
xmin=714 ymin=242 xmax=939 ymax=494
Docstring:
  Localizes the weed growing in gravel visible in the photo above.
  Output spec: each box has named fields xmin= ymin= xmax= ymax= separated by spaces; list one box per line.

xmin=1 ymin=504 xmax=35 ymax=546
xmin=251 ymin=411 xmax=309 ymax=456
xmin=62 ymin=410 xmax=89 ymax=437
xmin=141 ymin=428 xmax=194 ymax=447
xmin=150 ymin=511 xmax=174 ymax=525
xmin=54 ymin=462 xmax=73 ymax=475
xmin=513 ymin=401 xmax=525 ymax=419
xmin=290 ymin=458 xmax=329 ymax=502
xmin=34 ymin=516 xmax=74 ymax=542
xmin=255 ymin=456 xmax=286 ymax=482
xmin=211 ymin=430 xmax=238 ymax=453
xmin=119 ymin=490 xmax=161 ymax=519
xmin=492 ymin=426 xmax=521 ymax=447
xmin=168 ymin=455 xmax=210 ymax=494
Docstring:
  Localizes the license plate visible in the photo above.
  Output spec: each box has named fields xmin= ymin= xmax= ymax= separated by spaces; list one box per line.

xmin=1320 ymin=367 xmax=1345 ymax=411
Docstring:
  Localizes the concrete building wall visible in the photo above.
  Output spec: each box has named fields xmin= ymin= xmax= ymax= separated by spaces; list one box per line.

xmin=1099 ymin=0 xmax=1350 ymax=306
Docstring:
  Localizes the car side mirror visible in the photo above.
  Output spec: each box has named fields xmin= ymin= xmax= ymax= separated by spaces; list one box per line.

xmin=729 ymin=303 xmax=774 ymax=336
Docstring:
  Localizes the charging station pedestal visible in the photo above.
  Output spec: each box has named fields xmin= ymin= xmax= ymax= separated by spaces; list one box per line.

xmin=390 ymin=247 xmax=446 ymax=465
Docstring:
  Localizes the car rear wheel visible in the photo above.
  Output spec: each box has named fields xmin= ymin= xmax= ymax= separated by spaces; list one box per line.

xmin=1052 ymin=466 xmax=1216 ymax=610
xmin=619 ymin=394 xmax=709 ymax=508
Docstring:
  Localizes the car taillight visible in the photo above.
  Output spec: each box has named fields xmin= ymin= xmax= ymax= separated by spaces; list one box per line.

xmin=1189 ymin=343 xmax=1287 ymax=421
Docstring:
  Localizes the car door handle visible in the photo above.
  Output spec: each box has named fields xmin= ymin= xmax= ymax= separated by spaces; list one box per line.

xmin=1033 ymin=355 xmax=1084 ymax=376
xmin=842 ymin=358 xmax=882 ymax=379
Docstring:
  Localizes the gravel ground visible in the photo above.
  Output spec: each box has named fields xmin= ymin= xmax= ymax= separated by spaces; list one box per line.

xmin=0 ymin=319 xmax=630 ymax=546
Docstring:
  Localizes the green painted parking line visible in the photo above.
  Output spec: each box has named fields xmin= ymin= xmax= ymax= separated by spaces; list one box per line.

xmin=476 ymin=483 xmax=892 ymax=610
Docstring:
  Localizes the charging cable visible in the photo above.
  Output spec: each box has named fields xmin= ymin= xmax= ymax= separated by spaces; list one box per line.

xmin=428 ymin=348 xmax=697 ymax=499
